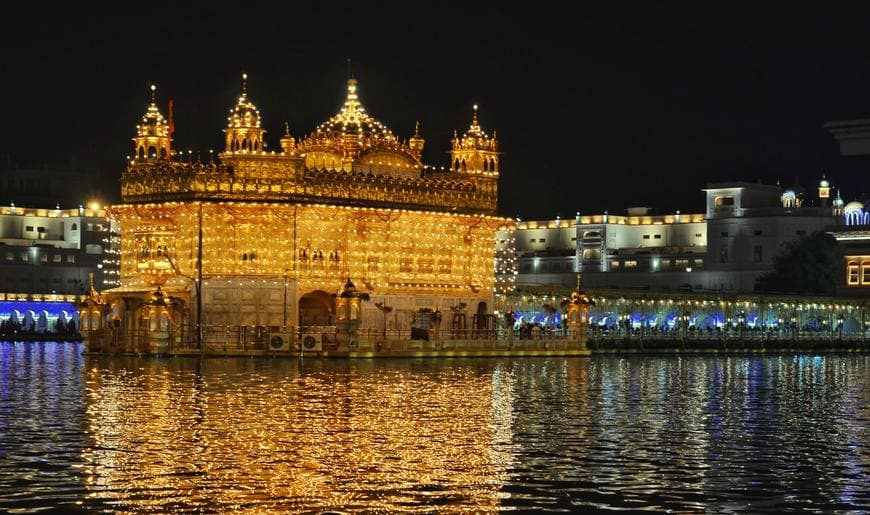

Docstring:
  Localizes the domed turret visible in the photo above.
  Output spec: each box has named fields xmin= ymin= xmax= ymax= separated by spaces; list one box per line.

xmin=833 ymin=189 xmax=845 ymax=215
xmin=781 ymin=179 xmax=805 ymax=208
xmin=296 ymin=77 xmax=422 ymax=175
xmin=408 ymin=121 xmax=424 ymax=159
xmin=279 ymin=121 xmax=296 ymax=154
xmin=223 ymin=73 xmax=266 ymax=154
xmin=818 ymin=173 xmax=831 ymax=206
xmin=450 ymin=104 xmax=499 ymax=174
xmin=132 ymin=84 xmax=171 ymax=160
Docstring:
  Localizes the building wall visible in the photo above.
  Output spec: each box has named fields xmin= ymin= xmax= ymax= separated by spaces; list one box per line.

xmin=110 ymin=201 xmax=503 ymax=329
xmin=513 ymin=182 xmax=837 ymax=293
xmin=516 ymin=213 xmax=706 ymax=279
xmin=706 ymin=216 xmax=831 ymax=274
xmin=0 ymin=205 xmax=115 ymax=295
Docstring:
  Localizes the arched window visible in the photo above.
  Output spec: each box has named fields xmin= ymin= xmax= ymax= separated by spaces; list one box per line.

xmin=461 ymin=159 xmax=467 ymax=172
xmin=242 ymin=253 xmax=248 ymax=261
xmin=483 ymin=159 xmax=488 ymax=171
xmin=490 ymin=158 xmax=496 ymax=171
xmin=148 ymin=146 xmax=156 ymax=158
xmin=71 ymin=223 xmax=78 ymax=231
xmin=138 ymin=146 xmax=145 ymax=159
xmin=242 ymin=139 xmax=248 ymax=150
xmin=159 ymin=147 xmax=167 ymax=158
xmin=454 ymin=158 xmax=460 ymax=170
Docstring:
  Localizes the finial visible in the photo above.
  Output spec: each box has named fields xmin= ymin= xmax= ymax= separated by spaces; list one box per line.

xmin=241 ymin=72 xmax=248 ymax=95
xmin=576 ymin=272 xmax=582 ymax=291
xmin=414 ymin=120 xmax=421 ymax=137
xmin=453 ymin=128 xmax=458 ymax=139
xmin=149 ymin=84 xmax=157 ymax=104
xmin=472 ymin=104 xmax=479 ymax=126
xmin=88 ymin=272 xmax=95 ymax=291
xmin=284 ymin=121 xmax=290 ymax=136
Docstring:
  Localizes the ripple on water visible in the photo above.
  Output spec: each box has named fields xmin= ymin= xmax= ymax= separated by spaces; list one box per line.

xmin=0 ymin=344 xmax=869 ymax=512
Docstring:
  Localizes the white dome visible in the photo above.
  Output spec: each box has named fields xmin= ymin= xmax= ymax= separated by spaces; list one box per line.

xmin=843 ymin=201 xmax=864 ymax=214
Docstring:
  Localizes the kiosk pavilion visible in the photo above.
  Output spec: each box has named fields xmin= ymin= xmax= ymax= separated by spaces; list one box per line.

xmin=96 ymin=75 xmax=508 ymax=351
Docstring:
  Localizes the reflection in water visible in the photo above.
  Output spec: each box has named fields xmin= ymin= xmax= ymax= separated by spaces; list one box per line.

xmin=0 ymin=344 xmax=868 ymax=512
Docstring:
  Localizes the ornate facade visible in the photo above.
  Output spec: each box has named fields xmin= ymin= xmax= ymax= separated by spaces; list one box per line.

xmin=102 ymin=75 xmax=508 ymax=351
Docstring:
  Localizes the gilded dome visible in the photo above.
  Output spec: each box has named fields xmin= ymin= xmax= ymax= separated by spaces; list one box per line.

xmin=298 ymin=78 xmax=422 ymax=176
xmin=311 ymin=78 xmax=396 ymax=144
xmin=227 ymin=73 xmax=261 ymax=129
xmin=137 ymin=85 xmax=170 ymax=138
xmin=452 ymin=104 xmax=497 ymax=152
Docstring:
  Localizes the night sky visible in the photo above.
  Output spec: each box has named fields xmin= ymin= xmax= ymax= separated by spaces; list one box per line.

xmin=4 ymin=4 xmax=870 ymax=219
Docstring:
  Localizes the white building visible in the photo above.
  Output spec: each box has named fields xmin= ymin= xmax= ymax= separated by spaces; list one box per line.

xmin=513 ymin=180 xmax=838 ymax=293
xmin=0 ymin=204 xmax=118 ymax=297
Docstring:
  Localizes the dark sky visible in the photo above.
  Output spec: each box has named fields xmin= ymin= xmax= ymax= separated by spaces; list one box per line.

xmin=4 ymin=4 xmax=870 ymax=218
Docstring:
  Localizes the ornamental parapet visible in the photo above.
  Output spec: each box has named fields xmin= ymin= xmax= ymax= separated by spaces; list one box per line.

xmin=121 ymin=161 xmax=497 ymax=214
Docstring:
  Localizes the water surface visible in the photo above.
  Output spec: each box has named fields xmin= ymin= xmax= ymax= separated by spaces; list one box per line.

xmin=1 ymin=343 xmax=868 ymax=512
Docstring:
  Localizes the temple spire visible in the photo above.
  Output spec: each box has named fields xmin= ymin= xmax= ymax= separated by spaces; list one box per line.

xmin=150 ymin=84 xmax=157 ymax=104
xmin=241 ymin=72 xmax=248 ymax=95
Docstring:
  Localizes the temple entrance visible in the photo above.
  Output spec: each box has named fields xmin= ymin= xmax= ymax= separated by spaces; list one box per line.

xmin=299 ymin=290 xmax=334 ymax=327
xmin=475 ymin=301 xmax=487 ymax=329
xmin=472 ymin=301 xmax=494 ymax=338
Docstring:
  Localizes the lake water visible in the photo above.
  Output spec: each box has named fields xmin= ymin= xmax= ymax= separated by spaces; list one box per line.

xmin=1 ymin=342 xmax=868 ymax=513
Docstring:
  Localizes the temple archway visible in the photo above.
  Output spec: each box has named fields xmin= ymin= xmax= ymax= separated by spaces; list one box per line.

xmin=299 ymin=290 xmax=334 ymax=327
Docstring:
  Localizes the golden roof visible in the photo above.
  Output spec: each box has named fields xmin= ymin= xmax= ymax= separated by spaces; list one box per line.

xmin=298 ymin=78 xmax=418 ymax=162
xmin=227 ymin=73 xmax=262 ymax=129
xmin=452 ymin=105 xmax=497 ymax=152
xmin=136 ymin=85 xmax=170 ymax=138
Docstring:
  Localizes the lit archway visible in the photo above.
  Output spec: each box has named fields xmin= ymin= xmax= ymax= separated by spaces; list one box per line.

xmin=299 ymin=290 xmax=334 ymax=327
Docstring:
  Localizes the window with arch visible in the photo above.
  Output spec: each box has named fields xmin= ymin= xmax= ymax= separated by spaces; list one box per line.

xmin=490 ymin=158 xmax=496 ymax=171
xmin=454 ymin=158 xmax=460 ymax=170
xmin=71 ymin=223 xmax=78 ymax=231
xmin=483 ymin=160 xmax=488 ymax=172
xmin=461 ymin=159 xmax=467 ymax=172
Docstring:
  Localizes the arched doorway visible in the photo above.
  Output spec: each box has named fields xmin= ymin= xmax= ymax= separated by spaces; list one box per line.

xmin=299 ymin=290 xmax=334 ymax=327
xmin=472 ymin=301 xmax=494 ymax=338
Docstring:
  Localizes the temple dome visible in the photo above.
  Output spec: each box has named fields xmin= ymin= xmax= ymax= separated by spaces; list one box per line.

xmin=313 ymin=78 xmax=396 ymax=143
xmin=298 ymin=78 xmax=422 ymax=176
xmin=137 ymin=85 xmax=169 ymax=138
xmin=227 ymin=74 xmax=261 ymax=129
xmin=844 ymin=201 xmax=864 ymax=214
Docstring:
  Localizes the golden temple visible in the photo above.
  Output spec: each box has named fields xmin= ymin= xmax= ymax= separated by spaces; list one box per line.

xmin=97 ymin=74 xmax=511 ymax=351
